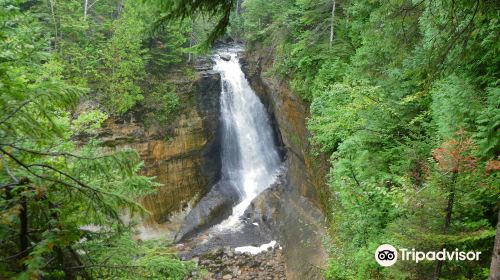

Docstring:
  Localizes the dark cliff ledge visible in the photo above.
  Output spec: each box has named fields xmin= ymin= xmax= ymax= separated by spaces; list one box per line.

xmin=98 ymin=60 xmax=222 ymax=229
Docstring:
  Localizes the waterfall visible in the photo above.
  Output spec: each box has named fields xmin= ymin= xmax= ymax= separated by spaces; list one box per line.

xmin=214 ymin=50 xmax=281 ymax=229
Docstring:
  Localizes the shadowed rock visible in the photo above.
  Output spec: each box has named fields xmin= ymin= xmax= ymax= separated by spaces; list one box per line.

xmin=219 ymin=54 xmax=231 ymax=61
xmin=175 ymin=180 xmax=240 ymax=242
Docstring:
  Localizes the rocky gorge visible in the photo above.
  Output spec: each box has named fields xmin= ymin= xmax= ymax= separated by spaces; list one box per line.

xmin=5 ymin=1 xmax=497 ymax=279
xmin=98 ymin=45 xmax=331 ymax=279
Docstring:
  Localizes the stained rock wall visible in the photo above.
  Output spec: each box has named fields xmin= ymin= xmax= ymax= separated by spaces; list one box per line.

xmin=239 ymin=58 xmax=330 ymax=212
xmin=99 ymin=62 xmax=222 ymax=229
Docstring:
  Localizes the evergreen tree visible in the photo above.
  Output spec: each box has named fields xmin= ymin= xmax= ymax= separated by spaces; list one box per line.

xmin=0 ymin=1 xmax=195 ymax=278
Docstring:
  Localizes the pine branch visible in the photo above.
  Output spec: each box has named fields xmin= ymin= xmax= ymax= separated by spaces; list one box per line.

xmin=0 ymin=143 xmax=110 ymax=160
xmin=0 ymin=94 xmax=47 ymax=126
xmin=0 ymin=147 xmax=107 ymax=207
xmin=154 ymin=0 xmax=235 ymax=45
xmin=0 ymin=177 xmax=30 ymax=190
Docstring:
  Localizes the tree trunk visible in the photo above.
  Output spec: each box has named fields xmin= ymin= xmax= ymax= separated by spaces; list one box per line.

xmin=434 ymin=174 xmax=457 ymax=280
xmin=116 ymin=0 xmax=124 ymax=17
xmin=236 ymin=0 xmax=242 ymax=16
xmin=329 ymin=0 xmax=336 ymax=48
xmin=84 ymin=0 xmax=88 ymax=20
xmin=490 ymin=209 xmax=500 ymax=280
xmin=19 ymin=198 xmax=28 ymax=257
xmin=188 ymin=19 xmax=194 ymax=63
xmin=48 ymin=0 xmax=59 ymax=50
xmin=188 ymin=35 xmax=193 ymax=63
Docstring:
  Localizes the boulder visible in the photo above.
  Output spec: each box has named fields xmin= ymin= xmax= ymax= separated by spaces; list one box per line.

xmin=219 ymin=54 xmax=231 ymax=61
xmin=175 ymin=180 xmax=240 ymax=241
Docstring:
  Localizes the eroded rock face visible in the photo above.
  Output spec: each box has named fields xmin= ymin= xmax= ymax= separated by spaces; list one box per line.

xmin=243 ymin=167 xmax=328 ymax=280
xmin=239 ymin=50 xmax=330 ymax=280
xmin=175 ymin=180 xmax=239 ymax=242
xmin=239 ymin=57 xmax=330 ymax=210
xmin=98 ymin=63 xmax=222 ymax=232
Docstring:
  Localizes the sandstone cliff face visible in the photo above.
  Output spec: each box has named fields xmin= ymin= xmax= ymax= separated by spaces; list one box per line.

xmin=240 ymin=50 xmax=331 ymax=280
xmin=99 ymin=63 xmax=222 ymax=229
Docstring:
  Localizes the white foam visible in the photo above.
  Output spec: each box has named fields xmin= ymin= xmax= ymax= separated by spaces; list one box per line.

xmin=213 ymin=51 xmax=282 ymax=230
xmin=235 ymin=240 xmax=278 ymax=255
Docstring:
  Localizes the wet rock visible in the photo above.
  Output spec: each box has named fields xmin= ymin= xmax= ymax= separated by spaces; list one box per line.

xmin=219 ymin=54 xmax=231 ymax=61
xmin=194 ymin=57 xmax=213 ymax=71
xmin=175 ymin=180 xmax=240 ymax=241
xmin=240 ymin=171 xmax=286 ymax=238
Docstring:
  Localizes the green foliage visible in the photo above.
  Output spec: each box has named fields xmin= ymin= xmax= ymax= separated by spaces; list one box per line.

xmin=81 ymin=234 xmax=194 ymax=279
xmin=30 ymin=0 xmax=195 ymax=116
xmin=431 ymin=74 xmax=482 ymax=138
xmin=94 ymin=1 xmax=148 ymax=114
xmin=309 ymin=82 xmax=380 ymax=153
xmin=143 ymin=83 xmax=180 ymax=126
xmin=475 ymin=87 xmax=500 ymax=158
xmin=72 ymin=109 xmax=109 ymax=135
xmin=149 ymin=20 xmax=190 ymax=67
xmin=0 ymin=0 xmax=195 ymax=278
xmin=242 ymin=0 xmax=500 ymax=279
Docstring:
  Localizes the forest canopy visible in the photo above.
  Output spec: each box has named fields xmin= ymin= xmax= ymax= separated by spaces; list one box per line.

xmin=1 ymin=0 xmax=499 ymax=279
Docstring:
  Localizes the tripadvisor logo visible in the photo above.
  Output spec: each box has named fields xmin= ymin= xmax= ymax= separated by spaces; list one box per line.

xmin=375 ymin=244 xmax=482 ymax=267
xmin=375 ymin=244 xmax=398 ymax=267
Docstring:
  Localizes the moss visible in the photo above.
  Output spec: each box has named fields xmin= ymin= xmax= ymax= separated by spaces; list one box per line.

xmin=285 ymin=130 xmax=304 ymax=151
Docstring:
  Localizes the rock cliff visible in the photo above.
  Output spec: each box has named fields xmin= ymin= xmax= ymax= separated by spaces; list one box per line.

xmin=239 ymin=57 xmax=330 ymax=211
xmin=99 ymin=61 xmax=222 ymax=235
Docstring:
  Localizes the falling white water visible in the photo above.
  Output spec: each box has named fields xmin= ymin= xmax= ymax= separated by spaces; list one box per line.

xmin=214 ymin=51 xmax=281 ymax=230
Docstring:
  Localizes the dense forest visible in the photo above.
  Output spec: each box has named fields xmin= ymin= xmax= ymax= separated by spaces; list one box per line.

xmin=235 ymin=0 xmax=499 ymax=279
xmin=1 ymin=0 xmax=499 ymax=279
